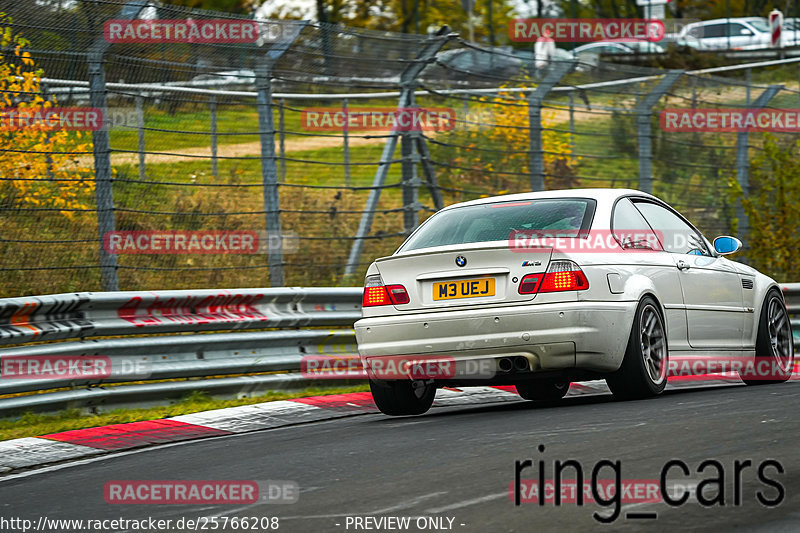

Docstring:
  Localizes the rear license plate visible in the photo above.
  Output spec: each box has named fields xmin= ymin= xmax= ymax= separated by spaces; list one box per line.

xmin=433 ymin=278 xmax=495 ymax=301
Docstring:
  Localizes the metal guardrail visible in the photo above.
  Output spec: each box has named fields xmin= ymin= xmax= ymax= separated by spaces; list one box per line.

xmin=0 ymin=288 xmax=362 ymax=416
xmin=781 ymin=283 xmax=800 ymax=347
xmin=0 ymin=285 xmax=798 ymax=417
xmin=0 ymin=287 xmax=361 ymax=345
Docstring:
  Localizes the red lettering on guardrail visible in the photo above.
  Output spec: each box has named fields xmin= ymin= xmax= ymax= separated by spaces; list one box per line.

xmin=117 ymin=294 xmax=267 ymax=327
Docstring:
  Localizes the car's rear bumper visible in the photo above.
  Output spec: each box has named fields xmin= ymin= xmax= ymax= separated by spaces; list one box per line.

xmin=355 ymin=300 xmax=636 ymax=375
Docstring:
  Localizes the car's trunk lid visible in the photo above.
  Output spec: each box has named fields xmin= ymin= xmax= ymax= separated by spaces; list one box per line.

xmin=374 ymin=242 xmax=553 ymax=312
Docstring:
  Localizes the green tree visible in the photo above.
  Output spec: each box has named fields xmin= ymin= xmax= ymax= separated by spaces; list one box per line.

xmin=729 ymin=134 xmax=800 ymax=282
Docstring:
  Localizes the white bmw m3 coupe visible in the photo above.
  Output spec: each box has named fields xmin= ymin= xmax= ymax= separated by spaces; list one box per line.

xmin=354 ymin=188 xmax=794 ymax=415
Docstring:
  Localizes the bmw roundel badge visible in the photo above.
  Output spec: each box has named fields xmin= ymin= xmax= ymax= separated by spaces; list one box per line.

xmin=455 ymin=255 xmax=467 ymax=267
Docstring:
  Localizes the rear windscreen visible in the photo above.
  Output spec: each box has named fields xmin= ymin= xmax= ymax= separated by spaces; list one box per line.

xmin=399 ymin=198 xmax=596 ymax=252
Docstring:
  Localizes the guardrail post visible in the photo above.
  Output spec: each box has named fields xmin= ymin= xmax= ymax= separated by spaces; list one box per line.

xmin=87 ymin=0 xmax=147 ymax=291
xmin=344 ymin=27 xmax=454 ymax=277
xmin=136 ymin=93 xmax=146 ymax=181
xmin=635 ymin=70 xmax=684 ymax=194
xmin=528 ymin=60 xmax=573 ymax=192
xmin=735 ymin=84 xmax=783 ymax=247
xmin=210 ymin=95 xmax=218 ymax=180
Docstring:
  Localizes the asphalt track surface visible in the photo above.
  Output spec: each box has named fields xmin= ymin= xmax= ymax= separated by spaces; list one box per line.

xmin=2 ymin=381 xmax=799 ymax=533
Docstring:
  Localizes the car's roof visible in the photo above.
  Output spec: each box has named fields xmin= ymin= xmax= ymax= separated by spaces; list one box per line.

xmin=694 ymin=17 xmax=767 ymax=26
xmin=574 ymin=42 xmax=630 ymax=51
xmin=440 ymin=188 xmax=657 ymax=211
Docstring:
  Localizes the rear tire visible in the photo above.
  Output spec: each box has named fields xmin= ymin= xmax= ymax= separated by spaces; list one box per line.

xmin=741 ymin=289 xmax=794 ymax=385
xmin=606 ymin=296 xmax=668 ymax=400
xmin=369 ymin=379 xmax=436 ymax=416
xmin=516 ymin=379 xmax=570 ymax=401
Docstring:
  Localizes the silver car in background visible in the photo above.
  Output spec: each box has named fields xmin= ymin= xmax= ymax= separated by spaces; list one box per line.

xmin=355 ymin=189 xmax=794 ymax=415
xmin=675 ymin=17 xmax=772 ymax=50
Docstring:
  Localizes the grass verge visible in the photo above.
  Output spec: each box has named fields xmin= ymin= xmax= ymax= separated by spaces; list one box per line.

xmin=0 ymin=384 xmax=369 ymax=442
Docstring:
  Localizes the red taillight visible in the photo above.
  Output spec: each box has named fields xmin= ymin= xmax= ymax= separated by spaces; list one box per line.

xmin=386 ymin=285 xmax=410 ymax=304
xmin=538 ymin=261 xmax=589 ymax=292
xmin=518 ymin=274 xmax=541 ymax=294
xmin=363 ymin=285 xmax=392 ymax=307
xmin=362 ymin=275 xmax=410 ymax=306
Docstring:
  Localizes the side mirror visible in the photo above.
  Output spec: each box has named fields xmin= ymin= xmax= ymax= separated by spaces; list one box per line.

xmin=713 ymin=236 xmax=742 ymax=255
xmin=740 ymin=28 xmax=753 ymax=35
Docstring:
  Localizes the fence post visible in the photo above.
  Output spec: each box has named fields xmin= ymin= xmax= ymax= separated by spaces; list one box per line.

xmin=343 ymin=98 xmax=350 ymax=186
xmin=256 ymin=65 xmax=284 ymax=287
xmin=209 ymin=95 xmax=218 ymax=180
xmin=401 ymin=94 xmax=421 ymax=235
xmin=41 ymin=83 xmax=53 ymax=180
xmin=255 ymin=21 xmax=306 ymax=287
xmin=568 ymin=91 xmax=575 ymax=159
xmin=344 ymin=27 xmax=454 ymax=277
xmin=635 ymin=70 xmax=684 ymax=194
xmin=87 ymin=0 xmax=146 ymax=291
xmin=278 ymin=98 xmax=286 ymax=182
xmin=136 ymin=93 xmax=146 ymax=181
xmin=527 ymin=60 xmax=573 ymax=192
xmin=735 ymin=85 xmax=782 ymax=244
xmin=746 ymin=68 xmax=751 ymax=106
xmin=414 ymin=134 xmax=444 ymax=211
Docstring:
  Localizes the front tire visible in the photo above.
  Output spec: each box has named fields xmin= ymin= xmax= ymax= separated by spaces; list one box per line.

xmin=741 ymin=289 xmax=794 ymax=385
xmin=369 ymin=379 xmax=436 ymax=416
xmin=606 ymin=296 xmax=668 ymax=400
xmin=516 ymin=379 xmax=570 ymax=401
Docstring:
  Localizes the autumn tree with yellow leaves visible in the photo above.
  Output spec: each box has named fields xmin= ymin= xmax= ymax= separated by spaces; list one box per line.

xmin=729 ymin=134 xmax=800 ymax=282
xmin=434 ymin=88 xmax=578 ymax=197
xmin=0 ymin=13 xmax=94 ymax=218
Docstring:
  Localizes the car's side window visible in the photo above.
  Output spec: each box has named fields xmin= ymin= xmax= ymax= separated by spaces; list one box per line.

xmin=728 ymin=23 xmax=751 ymax=36
xmin=703 ymin=24 xmax=727 ymax=39
xmin=632 ymin=201 xmax=710 ymax=256
xmin=612 ymin=198 xmax=661 ymax=250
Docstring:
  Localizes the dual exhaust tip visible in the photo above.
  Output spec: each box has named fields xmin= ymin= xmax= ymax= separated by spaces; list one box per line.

xmin=498 ymin=356 xmax=529 ymax=373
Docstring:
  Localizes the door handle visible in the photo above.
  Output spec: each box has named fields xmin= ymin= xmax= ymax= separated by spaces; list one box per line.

xmin=677 ymin=260 xmax=690 ymax=271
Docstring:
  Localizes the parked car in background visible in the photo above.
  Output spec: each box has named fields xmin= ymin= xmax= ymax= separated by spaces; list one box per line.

xmin=512 ymin=47 xmax=577 ymax=73
xmin=675 ymin=18 xmax=772 ymax=50
xmin=782 ymin=18 xmax=800 ymax=47
xmin=573 ymin=40 xmax=664 ymax=62
xmin=433 ymin=47 xmax=523 ymax=80
xmin=189 ymin=69 xmax=256 ymax=87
